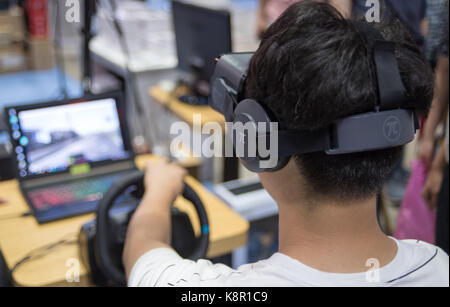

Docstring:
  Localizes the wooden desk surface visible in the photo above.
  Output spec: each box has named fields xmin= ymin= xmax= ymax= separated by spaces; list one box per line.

xmin=0 ymin=155 xmax=248 ymax=287
xmin=150 ymin=86 xmax=225 ymax=128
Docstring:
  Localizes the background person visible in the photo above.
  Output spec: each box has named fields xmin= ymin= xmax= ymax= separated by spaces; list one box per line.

xmin=421 ymin=3 xmax=449 ymax=255
xmin=339 ymin=0 xmax=427 ymax=49
xmin=425 ymin=0 xmax=448 ymax=69
xmin=256 ymin=0 xmax=347 ymax=37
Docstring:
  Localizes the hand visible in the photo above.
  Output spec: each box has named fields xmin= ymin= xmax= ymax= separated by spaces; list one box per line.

xmin=256 ymin=14 xmax=267 ymax=39
xmin=418 ymin=138 xmax=435 ymax=167
xmin=422 ymin=168 xmax=444 ymax=210
xmin=143 ymin=160 xmax=187 ymax=206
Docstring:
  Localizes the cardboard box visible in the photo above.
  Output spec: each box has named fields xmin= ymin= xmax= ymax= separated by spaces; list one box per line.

xmin=0 ymin=42 xmax=28 ymax=73
xmin=27 ymin=38 xmax=55 ymax=70
xmin=0 ymin=6 xmax=26 ymax=45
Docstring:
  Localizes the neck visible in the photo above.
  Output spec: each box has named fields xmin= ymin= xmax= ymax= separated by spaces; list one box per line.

xmin=278 ymin=195 xmax=397 ymax=273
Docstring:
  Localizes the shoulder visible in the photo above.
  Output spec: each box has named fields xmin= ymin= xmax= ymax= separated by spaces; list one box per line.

xmin=128 ymin=248 xmax=238 ymax=287
xmin=390 ymin=240 xmax=449 ymax=287
xmin=399 ymin=239 xmax=448 ymax=263
xmin=128 ymin=248 xmax=296 ymax=287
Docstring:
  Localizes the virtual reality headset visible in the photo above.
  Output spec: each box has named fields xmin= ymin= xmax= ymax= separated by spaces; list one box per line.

xmin=208 ymin=23 xmax=419 ymax=173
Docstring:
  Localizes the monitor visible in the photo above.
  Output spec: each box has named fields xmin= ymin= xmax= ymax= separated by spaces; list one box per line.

xmin=172 ymin=0 xmax=232 ymax=84
xmin=4 ymin=93 xmax=133 ymax=180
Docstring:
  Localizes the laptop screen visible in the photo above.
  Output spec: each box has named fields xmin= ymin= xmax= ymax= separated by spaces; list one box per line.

xmin=6 ymin=94 xmax=133 ymax=179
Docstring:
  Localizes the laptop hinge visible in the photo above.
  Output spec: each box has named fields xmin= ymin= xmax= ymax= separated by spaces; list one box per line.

xmin=21 ymin=160 xmax=137 ymax=189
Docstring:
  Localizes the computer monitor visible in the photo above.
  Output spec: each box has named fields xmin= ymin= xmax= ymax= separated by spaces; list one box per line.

xmin=5 ymin=92 xmax=133 ymax=180
xmin=172 ymin=0 xmax=232 ymax=96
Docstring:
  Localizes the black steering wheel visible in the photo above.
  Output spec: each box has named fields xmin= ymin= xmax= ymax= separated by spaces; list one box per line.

xmin=95 ymin=171 xmax=209 ymax=286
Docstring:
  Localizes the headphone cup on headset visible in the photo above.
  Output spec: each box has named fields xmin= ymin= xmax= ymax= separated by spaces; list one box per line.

xmin=233 ymin=99 xmax=289 ymax=172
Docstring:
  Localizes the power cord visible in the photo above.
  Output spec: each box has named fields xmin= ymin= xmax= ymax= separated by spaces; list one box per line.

xmin=9 ymin=232 xmax=78 ymax=276
xmin=0 ymin=211 xmax=32 ymax=221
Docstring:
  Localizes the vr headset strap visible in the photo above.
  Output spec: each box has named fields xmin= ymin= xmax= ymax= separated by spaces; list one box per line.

xmin=373 ymin=41 xmax=408 ymax=110
xmin=259 ymin=129 xmax=331 ymax=157
xmin=352 ymin=20 xmax=408 ymax=110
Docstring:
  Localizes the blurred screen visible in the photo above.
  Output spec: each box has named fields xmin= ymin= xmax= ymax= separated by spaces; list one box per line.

xmin=8 ymin=98 xmax=130 ymax=178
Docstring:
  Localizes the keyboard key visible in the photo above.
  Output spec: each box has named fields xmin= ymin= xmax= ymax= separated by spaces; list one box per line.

xmin=28 ymin=172 xmax=133 ymax=210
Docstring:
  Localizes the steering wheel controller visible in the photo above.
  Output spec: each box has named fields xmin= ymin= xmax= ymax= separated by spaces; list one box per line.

xmin=79 ymin=171 xmax=209 ymax=286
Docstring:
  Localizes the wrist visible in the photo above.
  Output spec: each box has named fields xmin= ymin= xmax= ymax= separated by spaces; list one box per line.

xmin=421 ymin=135 xmax=434 ymax=145
xmin=430 ymin=164 xmax=444 ymax=175
xmin=141 ymin=190 xmax=177 ymax=210
xmin=428 ymin=165 xmax=444 ymax=183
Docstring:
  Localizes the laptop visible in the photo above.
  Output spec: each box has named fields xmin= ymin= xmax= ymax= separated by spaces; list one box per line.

xmin=4 ymin=92 xmax=138 ymax=223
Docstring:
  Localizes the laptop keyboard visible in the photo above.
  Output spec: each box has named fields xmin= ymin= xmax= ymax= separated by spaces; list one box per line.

xmin=27 ymin=172 xmax=135 ymax=211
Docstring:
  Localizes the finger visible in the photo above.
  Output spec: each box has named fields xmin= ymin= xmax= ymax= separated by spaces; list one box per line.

xmin=422 ymin=188 xmax=431 ymax=204
xmin=430 ymin=193 xmax=438 ymax=210
xmin=145 ymin=162 xmax=155 ymax=174
xmin=173 ymin=166 xmax=187 ymax=178
xmin=424 ymin=192 xmax=433 ymax=210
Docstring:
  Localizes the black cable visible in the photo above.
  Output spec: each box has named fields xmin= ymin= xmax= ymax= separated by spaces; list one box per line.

xmin=97 ymin=0 xmax=160 ymax=148
xmin=106 ymin=0 xmax=145 ymax=118
xmin=9 ymin=233 xmax=78 ymax=276
xmin=0 ymin=211 xmax=32 ymax=221
xmin=82 ymin=0 xmax=96 ymax=94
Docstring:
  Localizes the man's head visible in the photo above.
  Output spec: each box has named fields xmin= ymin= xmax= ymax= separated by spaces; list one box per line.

xmin=247 ymin=2 xmax=433 ymax=202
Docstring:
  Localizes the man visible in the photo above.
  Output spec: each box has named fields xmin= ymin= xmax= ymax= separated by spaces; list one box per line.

xmin=421 ymin=3 xmax=449 ymax=255
xmin=123 ymin=2 xmax=449 ymax=286
xmin=339 ymin=0 xmax=427 ymax=50
xmin=425 ymin=0 xmax=448 ymax=68
xmin=337 ymin=0 xmax=428 ymax=203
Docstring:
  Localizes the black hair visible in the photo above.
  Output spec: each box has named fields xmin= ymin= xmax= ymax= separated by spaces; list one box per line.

xmin=246 ymin=1 xmax=434 ymax=200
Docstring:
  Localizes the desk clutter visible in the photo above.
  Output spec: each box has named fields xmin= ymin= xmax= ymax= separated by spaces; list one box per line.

xmin=0 ymin=155 xmax=249 ymax=286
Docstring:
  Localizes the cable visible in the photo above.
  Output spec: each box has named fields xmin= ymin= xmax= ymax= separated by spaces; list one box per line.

xmin=96 ymin=0 xmax=161 ymax=151
xmin=81 ymin=0 xmax=95 ymax=94
xmin=105 ymin=0 xmax=147 ymax=113
xmin=9 ymin=232 xmax=78 ymax=276
xmin=0 ymin=211 xmax=32 ymax=221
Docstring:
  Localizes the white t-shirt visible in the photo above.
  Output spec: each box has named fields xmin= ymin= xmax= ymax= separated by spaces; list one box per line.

xmin=128 ymin=238 xmax=449 ymax=287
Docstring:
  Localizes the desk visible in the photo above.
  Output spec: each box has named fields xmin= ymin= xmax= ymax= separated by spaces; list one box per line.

xmin=149 ymin=86 xmax=240 ymax=181
xmin=149 ymin=86 xmax=225 ymax=128
xmin=0 ymin=155 xmax=249 ymax=287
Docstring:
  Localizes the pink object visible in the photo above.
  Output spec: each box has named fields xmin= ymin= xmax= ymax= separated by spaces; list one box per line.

xmin=265 ymin=0 xmax=325 ymax=24
xmin=394 ymin=160 xmax=436 ymax=244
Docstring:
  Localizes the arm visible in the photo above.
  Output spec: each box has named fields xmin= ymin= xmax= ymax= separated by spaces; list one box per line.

xmin=422 ymin=139 xmax=448 ymax=210
xmin=256 ymin=0 xmax=268 ymax=38
xmin=123 ymin=161 xmax=187 ymax=279
xmin=420 ymin=18 xmax=428 ymax=38
xmin=419 ymin=57 xmax=449 ymax=166
xmin=420 ymin=0 xmax=428 ymax=38
xmin=329 ymin=0 xmax=352 ymax=19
